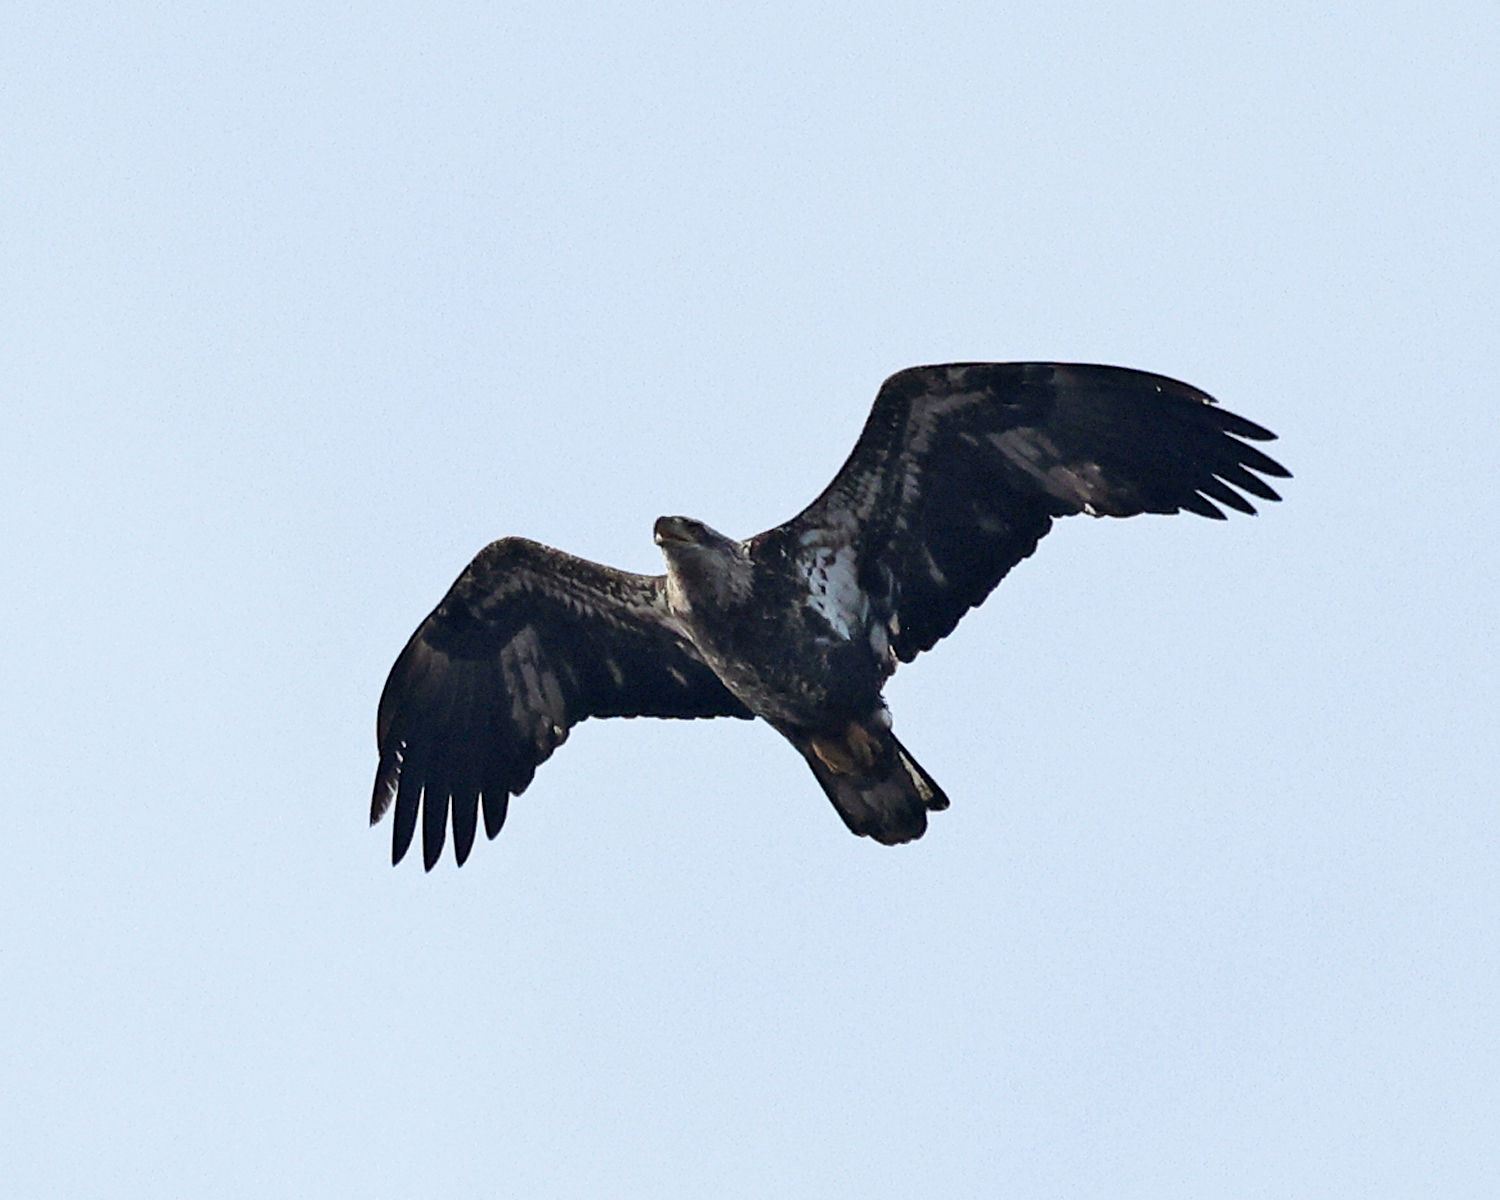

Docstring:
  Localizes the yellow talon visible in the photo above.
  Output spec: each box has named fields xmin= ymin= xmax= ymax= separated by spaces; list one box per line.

xmin=810 ymin=733 xmax=857 ymax=774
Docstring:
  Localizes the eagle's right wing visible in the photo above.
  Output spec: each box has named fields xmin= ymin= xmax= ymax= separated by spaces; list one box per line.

xmin=372 ymin=538 xmax=752 ymax=869
xmin=778 ymin=363 xmax=1289 ymax=663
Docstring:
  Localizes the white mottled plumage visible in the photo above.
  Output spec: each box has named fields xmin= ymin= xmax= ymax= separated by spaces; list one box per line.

xmin=802 ymin=543 xmax=866 ymax=638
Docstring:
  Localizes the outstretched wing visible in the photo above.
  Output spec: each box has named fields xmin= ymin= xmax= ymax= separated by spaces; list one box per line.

xmin=778 ymin=362 xmax=1290 ymax=662
xmin=372 ymin=538 xmax=752 ymax=869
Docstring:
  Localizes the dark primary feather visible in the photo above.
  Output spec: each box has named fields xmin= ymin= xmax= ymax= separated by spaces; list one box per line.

xmin=781 ymin=362 xmax=1289 ymax=661
xmin=372 ymin=538 xmax=752 ymax=869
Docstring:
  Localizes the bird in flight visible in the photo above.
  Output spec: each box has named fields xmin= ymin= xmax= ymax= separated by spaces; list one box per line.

xmin=372 ymin=362 xmax=1288 ymax=868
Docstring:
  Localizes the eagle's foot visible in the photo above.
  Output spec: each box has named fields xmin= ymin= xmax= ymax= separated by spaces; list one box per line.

xmin=809 ymin=719 xmax=882 ymax=775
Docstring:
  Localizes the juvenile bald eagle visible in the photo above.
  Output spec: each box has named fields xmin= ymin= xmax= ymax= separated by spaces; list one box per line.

xmin=373 ymin=362 xmax=1288 ymax=868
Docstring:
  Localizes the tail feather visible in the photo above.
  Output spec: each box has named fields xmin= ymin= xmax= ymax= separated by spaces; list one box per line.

xmin=790 ymin=721 xmax=949 ymax=845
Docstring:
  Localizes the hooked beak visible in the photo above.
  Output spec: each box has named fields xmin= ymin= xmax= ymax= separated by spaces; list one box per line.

xmin=653 ymin=516 xmax=695 ymax=547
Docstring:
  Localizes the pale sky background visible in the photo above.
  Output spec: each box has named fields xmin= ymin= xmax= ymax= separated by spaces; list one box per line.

xmin=3 ymin=3 xmax=1496 ymax=1197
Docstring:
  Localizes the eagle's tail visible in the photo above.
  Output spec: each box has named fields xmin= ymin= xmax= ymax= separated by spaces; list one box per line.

xmin=789 ymin=718 xmax=950 ymax=845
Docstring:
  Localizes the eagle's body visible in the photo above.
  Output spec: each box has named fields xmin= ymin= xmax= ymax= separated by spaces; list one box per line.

xmin=654 ymin=515 xmax=942 ymax=843
xmin=373 ymin=362 xmax=1288 ymax=868
xmin=657 ymin=518 xmax=887 ymax=726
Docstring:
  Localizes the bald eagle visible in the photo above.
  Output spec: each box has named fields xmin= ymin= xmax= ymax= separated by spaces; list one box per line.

xmin=372 ymin=362 xmax=1288 ymax=868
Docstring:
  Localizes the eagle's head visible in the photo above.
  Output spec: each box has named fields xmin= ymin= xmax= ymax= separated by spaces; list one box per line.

xmin=654 ymin=516 xmax=752 ymax=613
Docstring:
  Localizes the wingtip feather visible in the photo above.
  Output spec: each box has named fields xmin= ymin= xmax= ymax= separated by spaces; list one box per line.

xmin=422 ymin=787 xmax=448 ymax=872
xmin=1179 ymin=492 xmax=1228 ymax=520
xmin=392 ymin=768 xmax=422 ymax=865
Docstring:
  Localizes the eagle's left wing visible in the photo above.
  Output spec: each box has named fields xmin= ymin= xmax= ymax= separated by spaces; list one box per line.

xmin=373 ymin=538 xmax=752 ymax=869
xmin=777 ymin=362 xmax=1289 ymax=662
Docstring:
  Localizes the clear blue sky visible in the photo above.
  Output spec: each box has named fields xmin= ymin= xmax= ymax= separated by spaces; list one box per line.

xmin=3 ymin=3 xmax=1495 ymax=1196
